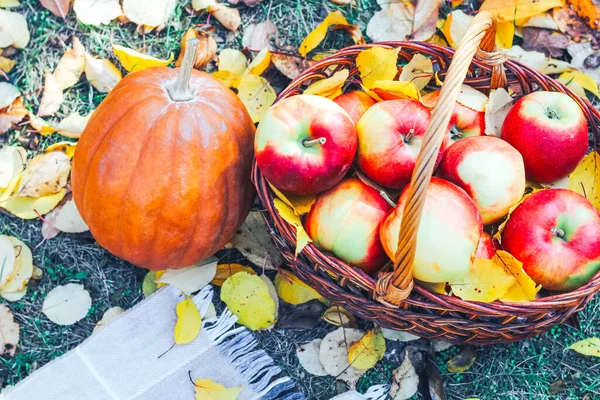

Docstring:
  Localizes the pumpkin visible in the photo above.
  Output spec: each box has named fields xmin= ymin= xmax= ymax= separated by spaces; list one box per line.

xmin=72 ymin=39 xmax=255 ymax=270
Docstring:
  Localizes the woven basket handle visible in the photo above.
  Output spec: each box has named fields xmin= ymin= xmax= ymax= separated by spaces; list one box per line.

xmin=375 ymin=11 xmax=507 ymax=306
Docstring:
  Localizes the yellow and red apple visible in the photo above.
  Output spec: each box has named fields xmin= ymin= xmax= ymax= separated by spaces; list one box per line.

xmin=502 ymin=188 xmax=600 ymax=291
xmin=438 ymin=135 xmax=526 ymax=224
xmin=333 ymin=91 xmax=377 ymax=125
xmin=380 ymin=177 xmax=483 ymax=282
xmin=304 ymin=178 xmax=392 ymax=275
xmin=356 ymin=99 xmax=433 ymax=190
xmin=255 ymin=94 xmax=357 ymax=195
xmin=501 ymin=91 xmax=588 ymax=183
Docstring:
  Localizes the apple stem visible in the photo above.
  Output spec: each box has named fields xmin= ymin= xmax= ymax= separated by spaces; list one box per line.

xmin=379 ymin=191 xmax=397 ymax=207
xmin=404 ymin=128 xmax=415 ymax=143
xmin=303 ymin=137 xmax=327 ymax=147
xmin=551 ymin=226 xmax=566 ymax=239
xmin=546 ymin=108 xmax=560 ymax=120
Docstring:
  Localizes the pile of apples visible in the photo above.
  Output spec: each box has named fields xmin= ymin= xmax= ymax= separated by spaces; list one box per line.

xmin=255 ymin=84 xmax=600 ymax=295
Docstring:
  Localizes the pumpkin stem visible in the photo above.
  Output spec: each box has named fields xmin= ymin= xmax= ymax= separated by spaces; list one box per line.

xmin=167 ymin=37 xmax=199 ymax=102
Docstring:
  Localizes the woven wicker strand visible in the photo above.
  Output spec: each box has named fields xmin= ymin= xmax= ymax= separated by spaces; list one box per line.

xmin=376 ymin=11 xmax=507 ymax=306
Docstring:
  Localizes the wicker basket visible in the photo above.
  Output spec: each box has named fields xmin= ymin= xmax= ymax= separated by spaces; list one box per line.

xmin=252 ymin=12 xmax=600 ymax=344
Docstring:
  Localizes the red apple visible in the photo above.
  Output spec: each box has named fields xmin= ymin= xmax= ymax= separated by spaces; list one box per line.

xmin=356 ymin=99 xmax=434 ymax=190
xmin=438 ymin=135 xmax=526 ymax=224
xmin=255 ymin=94 xmax=357 ymax=195
xmin=500 ymin=91 xmax=588 ymax=183
xmin=304 ymin=178 xmax=393 ymax=274
xmin=380 ymin=177 xmax=483 ymax=282
xmin=421 ymin=85 xmax=487 ymax=146
xmin=333 ymin=91 xmax=377 ymax=125
xmin=502 ymin=188 xmax=600 ymax=291
xmin=475 ymin=232 xmax=495 ymax=259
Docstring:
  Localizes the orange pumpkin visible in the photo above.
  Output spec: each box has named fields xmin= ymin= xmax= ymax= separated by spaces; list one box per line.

xmin=72 ymin=39 xmax=255 ymax=270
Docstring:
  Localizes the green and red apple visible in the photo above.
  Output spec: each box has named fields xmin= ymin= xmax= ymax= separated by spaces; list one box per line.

xmin=438 ymin=135 xmax=526 ymax=224
xmin=255 ymin=94 xmax=357 ymax=195
xmin=334 ymin=91 xmax=377 ymax=125
xmin=380 ymin=177 xmax=483 ymax=282
xmin=502 ymin=188 xmax=600 ymax=291
xmin=501 ymin=91 xmax=588 ymax=183
xmin=304 ymin=178 xmax=392 ymax=274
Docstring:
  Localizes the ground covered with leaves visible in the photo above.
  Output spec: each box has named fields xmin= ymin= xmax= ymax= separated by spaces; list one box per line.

xmin=1 ymin=0 xmax=600 ymax=399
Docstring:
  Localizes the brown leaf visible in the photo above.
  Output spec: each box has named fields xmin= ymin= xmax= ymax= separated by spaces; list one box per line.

xmin=207 ymin=4 xmax=241 ymax=32
xmin=332 ymin=23 xmax=365 ymax=45
xmin=38 ymin=70 xmax=64 ymax=117
xmin=549 ymin=380 xmax=568 ymax=395
xmin=0 ymin=97 xmax=28 ymax=135
xmin=0 ymin=304 xmax=20 ymax=357
xmin=271 ymin=48 xmax=316 ymax=80
xmin=446 ymin=346 xmax=477 ymax=373
xmin=567 ymin=0 xmax=600 ymax=29
xmin=175 ymin=28 xmax=217 ymax=69
xmin=521 ymin=27 xmax=570 ymax=58
xmin=553 ymin=7 xmax=596 ymax=42
xmin=242 ymin=20 xmax=277 ymax=50
xmin=40 ymin=0 xmax=72 ymax=19
xmin=367 ymin=0 xmax=439 ymax=41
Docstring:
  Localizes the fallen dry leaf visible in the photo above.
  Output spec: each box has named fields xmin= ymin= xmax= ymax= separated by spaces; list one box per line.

xmin=273 ymin=198 xmax=312 ymax=255
xmin=113 ymin=44 xmax=173 ymax=72
xmin=211 ymin=263 xmax=256 ymax=286
xmin=519 ymin=11 xmax=559 ymax=30
xmin=0 ymin=0 xmax=21 ymax=7
xmin=399 ymin=54 xmax=433 ymax=91
xmin=297 ymin=339 xmax=329 ymax=376
xmin=0 ymin=146 xmax=25 ymax=191
xmin=553 ymin=6 xmax=594 ymax=42
xmin=84 ymin=53 xmax=122 ymax=93
xmin=558 ymin=70 xmax=600 ymax=101
xmin=191 ymin=0 xmax=216 ymax=11
xmin=38 ymin=70 xmax=64 ymax=117
xmin=496 ymin=21 xmax=515 ymax=49
xmin=0 ymin=9 xmax=30 ymax=48
xmin=220 ymin=271 xmax=276 ymax=330
xmin=207 ymin=4 xmax=241 ymax=32
xmin=0 ymin=236 xmax=16 ymax=287
xmin=236 ymin=73 xmax=276 ymax=123
xmin=299 ymin=11 xmax=348 ymax=56
xmin=45 ymin=140 xmax=77 ymax=159
xmin=156 ymin=257 xmax=217 ymax=294
xmin=27 ymin=113 xmax=55 ymax=136
xmin=521 ymin=27 xmax=569 ymax=58
xmin=485 ymin=88 xmax=513 ymax=136
xmin=193 ymin=378 xmax=244 ymax=400
xmin=142 ymin=271 xmax=158 ymax=298
xmin=347 ymin=329 xmax=386 ymax=370
xmin=441 ymin=10 xmax=473 ymax=49
xmin=367 ymin=80 xmax=420 ymax=101
xmin=381 ymin=328 xmax=420 ymax=342
xmin=495 ymin=250 xmax=541 ymax=302
xmin=450 ymin=256 xmax=516 ymax=302
xmin=569 ymin=337 xmax=600 ymax=357
xmin=93 ymin=306 xmax=124 ymax=334
xmin=447 ymin=345 xmax=477 ymax=373
xmin=0 ymin=97 xmax=28 ymax=135
xmin=1 ymin=189 xmax=67 ymax=219
xmin=0 ymin=304 xmax=19 ymax=357
xmin=53 ymin=37 xmax=86 ymax=90
xmin=0 ymin=56 xmax=16 ymax=73
xmin=175 ymin=28 xmax=216 ymax=69
xmin=174 ymin=295 xmax=201 ymax=345
xmin=390 ymin=350 xmax=419 ymax=400
xmin=0 ymin=236 xmax=32 ymax=293
xmin=246 ymin=48 xmax=271 ymax=75
xmin=261 ymin=273 xmax=279 ymax=329
xmin=51 ymin=199 xmax=89 ymax=233
xmin=242 ymin=20 xmax=277 ymax=50
xmin=567 ymin=42 xmax=600 ymax=86
xmin=42 ymin=283 xmax=91 ymax=325
xmin=122 ymin=0 xmax=176 ymax=29
xmin=480 ymin=0 xmax=566 ymax=22
xmin=322 ymin=305 xmax=357 ymax=328
xmin=73 ymin=0 xmax=122 ymax=27
xmin=228 ymin=211 xmax=284 ymax=270
xmin=319 ymin=327 xmax=366 ymax=387
xmin=569 ymin=151 xmax=600 ymax=211
xmin=56 ymin=111 xmax=92 ymax=138
xmin=567 ymin=0 xmax=600 ymax=28
xmin=304 ymin=69 xmax=349 ymax=99
xmin=333 ymin=23 xmax=365 ymax=45
xmin=0 ymin=82 xmax=20 ymax=110
xmin=367 ymin=0 xmax=439 ymax=42
xmin=18 ymin=151 xmax=70 ymax=198
xmin=274 ymin=269 xmax=323 ymax=305
xmin=218 ymin=48 xmax=247 ymax=76
xmin=504 ymin=45 xmax=573 ymax=74
xmin=356 ymin=46 xmax=400 ymax=89
xmin=271 ymin=50 xmax=315 ymax=80
xmin=268 ymin=183 xmax=316 ymax=216
xmin=40 ymin=0 xmax=71 ymax=19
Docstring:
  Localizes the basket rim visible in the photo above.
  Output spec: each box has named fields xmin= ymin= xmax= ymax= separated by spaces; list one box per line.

xmin=253 ymin=40 xmax=600 ymax=313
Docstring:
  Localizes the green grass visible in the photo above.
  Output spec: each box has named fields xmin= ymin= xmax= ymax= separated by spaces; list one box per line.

xmin=2 ymin=0 xmax=600 ymax=398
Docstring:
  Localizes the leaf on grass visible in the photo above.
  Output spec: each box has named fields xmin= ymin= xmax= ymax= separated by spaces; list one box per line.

xmin=17 ymin=151 xmax=70 ymax=198
xmin=450 ymin=257 xmax=516 ymax=302
xmin=322 ymin=305 xmax=357 ymax=328
xmin=0 ymin=146 xmax=25 ymax=189
xmin=0 ymin=0 xmax=20 ymax=7
xmin=2 ymin=189 xmax=67 ymax=219
xmin=211 ymin=263 xmax=256 ymax=286
xmin=399 ymin=54 xmax=433 ymax=91
xmin=176 ymin=28 xmax=216 ymax=70
xmin=122 ymin=0 xmax=176 ymax=29
xmin=0 ymin=82 xmax=20 ymax=110
xmin=40 ymin=0 xmax=70 ymax=18
xmin=558 ymin=71 xmax=600 ymax=101
xmin=174 ymin=295 xmax=201 ymax=345
xmin=274 ymin=269 xmax=322 ymax=305
xmin=496 ymin=250 xmax=541 ymax=302
xmin=42 ymin=283 xmax=91 ymax=325
xmin=51 ymin=199 xmax=89 ymax=233
xmin=521 ymin=27 xmax=569 ymax=58
xmin=446 ymin=345 xmax=477 ymax=373
xmin=113 ymin=44 xmax=173 ymax=72
xmin=156 ymin=257 xmax=218 ymax=294
xmin=485 ymin=88 xmax=513 ymax=136
xmin=356 ymin=47 xmax=400 ymax=89
xmin=347 ymin=329 xmax=386 ymax=370
xmin=93 ymin=306 xmax=124 ymax=334
xmin=389 ymin=350 xmax=419 ymax=400
xmin=0 ymin=235 xmax=16 ymax=287
xmin=304 ymin=69 xmax=349 ymax=99
xmin=569 ymin=338 xmax=600 ymax=357
xmin=246 ymin=48 xmax=271 ymax=76
xmin=273 ymin=198 xmax=312 ymax=256
xmin=0 ymin=304 xmax=19 ymax=357
xmin=53 ymin=37 xmax=85 ymax=90
xmin=441 ymin=10 xmax=473 ymax=49
xmin=0 ymin=56 xmax=15 ymax=73
xmin=479 ymin=0 xmax=566 ymax=22
xmin=569 ymin=151 xmax=600 ymax=212
xmin=242 ymin=20 xmax=277 ymax=50
xmin=297 ymin=339 xmax=329 ymax=376
xmin=220 ymin=271 xmax=276 ymax=330
xmin=271 ymin=50 xmax=315 ymax=80
xmin=193 ymin=378 xmax=244 ymax=400
xmin=56 ymin=112 xmax=92 ymax=139
xmin=207 ymin=4 xmax=241 ymax=32
xmin=0 ymin=288 xmax=26 ymax=302
xmin=218 ymin=49 xmax=247 ymax=76
xmin=191 ymin=0 xmax=216 ymax=11
xmin=367 ymin=0 xmax=438 ymax=42
xmin=268 ymin=183 xmax=315 ymax=216
xmin=260 ymin=273 xmax=279 ymax=329
xmin=73 ymin=0 xmax=122 ymax=26
xmin=84 ymin=53 xmax=122 ymax=93
xmin=236 ymin=73 xmax=276 ymax=123
xmin=381 ymin=328 xmax=420 ymax=342
xmin=367 ymin=80 xmax=420 ymax=102
xmin=0 ymin=236 xmax=32 ymax=294
xmin=319 ymin=327 xmax=366 ymax=386
xmin=38 ymin=70 xmax=64 ymax=117
xmin=142 ymin=271 xmax=158 ymax=297
xmin=504 ymin=46 xmax=573 ymax=75
xmin=519 ymin=11 xmax=559 ymax=30
xmin=0 ymin=97 xmax=28 ymax=135
xmin=299 ymin=11 xmax=348 ymax=56
xmin=227 ymin=211 xmax=283 ymax=270
xmin=553 ymin=7 xmax=593 ymax=42
xmin=0 ymin=9 xmax=30 ymax=48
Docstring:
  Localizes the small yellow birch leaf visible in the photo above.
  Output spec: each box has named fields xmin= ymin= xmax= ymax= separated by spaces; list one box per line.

xmin=299 ymin=11 xmax=348 ymax=56
xmin=304 ymin=69 xmax=349 ymax=99
xmin=356 ymin=47 xmax=400 ymax=89
xmin=496 ymin=21 xmax=515 ymax=49
xmin=142 ymin=271 xmax=158 ymax=297
xmin=495 ymin=250 xmax=541 ymax=302
xmin=194 ymin=378 xmax=244 ymax=400
xmin=17 ymin=152 xmax=70 ymax=198
xmin=558 ymin=71 xmax=600 ymax=100
xmin=236 ymin=74 xmax=276 ymax=123
xmin=480 ymin=0 xmax=565 ymax=22
xmin=568 ymin=152 xmax=600 ymax=212
xmin=0 ymin=9 xmax=29 ymax=48
xmin=246 ymin=48 xmax=271 ymax=76
xmin=442 ymin=10 xmax=473 ymax=49
xmin=450 ymin=257 xmax=516 ymax=302
xmin=122 ymin=0 xmax=176 ymax=30
xmin=56 ymin=112 xmax=92 ymax=139
xmin=207 ymin=4 xmax=241 ymax=32
xmin=0 ymin=236 xmax=17 ymax=288
xmin=274 ymin=269 xmax=323 ymax=305
xmin=45 ymin=141 xmax=77 ymax=159
xmin=211 ymin=263 xmax=256 ymax=287
xmin=73 ymin=0 xmax=123 ymax=27
xmin=192 ymin=0 xmax=216 ymax=11
xmin=220 ymin=271 xmax=276 ymax=330
xmin=84 ymin=53 xmax=122 ymax=93
xmin=218 ymin=49 xmax=247 ymax=77
xmin=273 ymin=198 xmax=312 ymax=255
xmin=0 ymin=236 xmax=33 ymax=293
xmin=28 ymin=113 xmax=55 ymax=136
xmin=348 ymin=329 xmax=386 ymax=370
xmin=399 ymin=54 xmax=433 ymax=91
xmin=417 ymin=280 xmax=447 ymax=295
xmin=2 ymin=188 xmax=67 ymax=220
xmin=569 ymin=338 xmax=600 ymax=358
xmin=53 ymin=37 xmax=86 ymax=90
xmin=0 ymin=56 xmax=15 ymax=73
xmin=446 ymin=345 xmax=477 ymax=373
xmin=268 ymin=183 xmax=315 ymax=216
xmin=322 ymin=305 xmax=357 ymax=327
xmin=369 ymin=80 xmax=420 ymax=101
xmin=38 ymin=70 xmax=64 ymax=117
xmin=113 ymin=44 xmax=173 ymax=73
xmin=211 ymin=70 xmax=239 ymax=89
xmin=174 ymin=295 xmax=201 ymax=345
xmin=0 ymin=146 xmax=25 ymax=190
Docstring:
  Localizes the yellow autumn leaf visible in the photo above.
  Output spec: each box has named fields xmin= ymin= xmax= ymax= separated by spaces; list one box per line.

xmin=495 ymin=250 xmax=541 ymax=302
xmin=417 ymin=280 xmax=447 ymax=295
xmin=450 ymin=257 xmax=516 ymax=302
xmin=368 ymin=80 xmax=420 ymax=101
xmin=53 ymin=37 xmax=86 ymax=90
xmin=236 ymin=74 xmax=276 ymax=123
xmin=207 ymin=4 xmax=241 ymax=32
xmin=568 ymin=152 xmax=600 ymax=212
xmin=304 ymin=69 xmax=349 ymax=99
xmin=1 ymin=189 xmax=67 ymax=219
xmin=28 ymin=113 xmax=55 ymax=136
xmin=322 ymin=305 xmax=356 ymax=327
xmin=479 ymin=0 xmax=566 ymax=22
xmin=347 ymin=329 xmax=386 ymax=371
xmin=356 ymin=46 xmax=400 ymax=89
xmin=38 ymin=70 xmax=64 ymax=117
xmin=56 ymin=111 xmax=92 ymax=139
xmin=211 ymin=70 xmax=240 ymax=89
xmin=211 ymin=263 xmax=256 ymax=287
xmin=0 ymin=56 xmax=15 ymax=73
xmin=268 ymin=183 xmax=315 ymax=216
xmin=274 ymin=269 xmax=323 ymax=305
xmin=558 ymin=71 xmax=600 ymax=101
xmin=0 ymin=235 xmax=33 ymax=293
xmin=441 ymin=10 xmax=473 ymax=49
xmin=218 ymin=49 xmax=247 ymax=77
xmin=84 ymin=53 xmax=122 ymax=93
xmin=273 ymin=198 xmax=312 ymax=255
xmin=220 ymin=271 xmax=276 ymax=330
xmin=174 ymin=295 xmax=201 ymax=345
xmin=399 ymin=54 xmax=433 ymax=91
xmin=45 ymin=141 xmax=77 ymax=159
xmin=569 ymin=338 xmax=600 ymax=358
xmin=299 ymin=11 xmax=348 ymax=56
xmin=194 ymin=378 xmax=244 ymax=400
xmin=113 ymin=44 xmax=173 ymax=72
xmin=246 ymin=48 xmax=271 ymax=76
xmin=496 ymin=21 xmax=515 ymax=49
